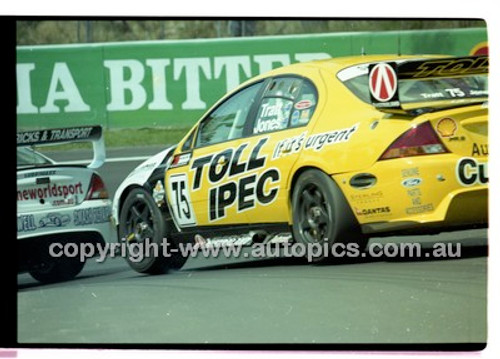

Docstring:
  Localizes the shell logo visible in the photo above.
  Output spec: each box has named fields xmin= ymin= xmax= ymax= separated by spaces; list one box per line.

xmin=436 ymin=118 xmax=458 ymax=138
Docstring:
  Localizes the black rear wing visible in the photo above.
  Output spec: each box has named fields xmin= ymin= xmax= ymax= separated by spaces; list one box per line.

xmin=368 ymin=56 xmax=488 ymax=112
xmin=17 ymin=125 xmax=105 ymax=169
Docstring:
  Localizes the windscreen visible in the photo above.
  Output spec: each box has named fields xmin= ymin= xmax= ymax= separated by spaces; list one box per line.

xmin=17 ymin=147 xmax=53 ymax=168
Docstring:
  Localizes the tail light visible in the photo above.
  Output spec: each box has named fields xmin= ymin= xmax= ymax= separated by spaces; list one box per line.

xmin=85 ymin=173 xmax=109 ymax=200
xmin=379 ymin=122 xmax=449 ymax=160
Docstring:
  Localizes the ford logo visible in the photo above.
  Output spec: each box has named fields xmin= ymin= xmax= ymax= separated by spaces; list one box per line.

xmin=401 ymin=178 xmax=422 ymax=188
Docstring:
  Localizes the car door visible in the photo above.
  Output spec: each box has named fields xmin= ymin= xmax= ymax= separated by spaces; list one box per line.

xmin=166 ymin=80 xmax=266 ymax=229
xmin=238 ymin=74 xmax=322 ymax=225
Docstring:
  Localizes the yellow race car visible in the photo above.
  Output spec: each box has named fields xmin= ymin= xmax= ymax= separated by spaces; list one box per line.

xmin=114 ymin=54 xmax=488 ymax=273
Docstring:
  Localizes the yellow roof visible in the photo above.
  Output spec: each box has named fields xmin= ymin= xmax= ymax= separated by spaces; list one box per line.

xmin=282 ymin=54 xmax=441 ymax=73
xmin=234 ymin=53 xmax=449 ymax=97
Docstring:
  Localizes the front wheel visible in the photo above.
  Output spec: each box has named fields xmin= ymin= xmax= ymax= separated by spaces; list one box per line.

xmin=118 ymin=187 xmax=188 ymax=274
xmin=291 ymin=169 xmax=367 ymax=263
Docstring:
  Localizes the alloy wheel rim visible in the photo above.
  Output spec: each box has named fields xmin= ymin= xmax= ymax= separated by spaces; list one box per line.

xmin=297 ymin=184 xmax=331 ymax=244
xmin=125 ymin=198 xmax=155 ymax=244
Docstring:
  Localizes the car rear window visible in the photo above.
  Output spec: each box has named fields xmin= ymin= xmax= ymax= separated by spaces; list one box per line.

xmin=338 ymin=63 xmax=488 ymax=105
xmin=17 ymin=148 xmax=53 ymax=168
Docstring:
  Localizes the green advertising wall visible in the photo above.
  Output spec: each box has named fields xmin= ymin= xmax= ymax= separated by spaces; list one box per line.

xmin=16 ymin=28 xmax=488 ymax=130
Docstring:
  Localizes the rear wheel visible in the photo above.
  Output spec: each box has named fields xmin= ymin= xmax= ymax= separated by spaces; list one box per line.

xmin=118 ymin=187 xmax=188 ymax=274
xmin=29 ymin=256 xmax=85 ymax=284
xmin=292 ymin=169 xmax=367 ymax=263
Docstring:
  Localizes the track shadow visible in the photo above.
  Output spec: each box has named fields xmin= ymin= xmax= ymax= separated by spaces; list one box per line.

xmin=180 ymin=232 xmax=488 ymax=273
xmin=18 ymin=231 xmax=488 ymax=286
xmin=181 ymin=254 xmax=308 ymax=273
xmin=17 ymin=261 xmax=131 ymax=291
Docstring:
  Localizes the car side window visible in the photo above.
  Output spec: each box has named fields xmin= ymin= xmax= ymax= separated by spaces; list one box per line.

xmin=181 ymin=127 xmax=196 ymax=152
xmin=252 ymin=77 xmax=318 ymax=135
xmin=196 ymin=82 xmax=263 ymax=148
xmin=289 ymin=81 xmax=317 ymax=128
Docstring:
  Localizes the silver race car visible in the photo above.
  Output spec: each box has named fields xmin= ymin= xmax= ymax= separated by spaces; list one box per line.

xmin=17 ymin=126 xmax=114 ymax=283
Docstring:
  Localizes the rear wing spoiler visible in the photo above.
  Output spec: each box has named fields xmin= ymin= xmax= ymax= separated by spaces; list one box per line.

xmin=16 ymin=125 xmax=105 ymax=169
xmin=368 ymin=55 xmax=488 ymax=112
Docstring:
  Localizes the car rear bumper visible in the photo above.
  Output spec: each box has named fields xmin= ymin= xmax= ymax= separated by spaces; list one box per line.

xmin=334 ymin=154 xmax=488 ymax=235
xmin=17 ymin=199 xmax=115 ymax=243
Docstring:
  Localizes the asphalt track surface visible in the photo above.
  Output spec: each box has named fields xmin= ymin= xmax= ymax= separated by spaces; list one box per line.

xmin=17 ymin=146 xmax=488 ymax=345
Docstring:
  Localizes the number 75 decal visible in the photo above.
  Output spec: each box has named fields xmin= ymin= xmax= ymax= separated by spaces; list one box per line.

xmin=168 ymin=173 xmax=197 ymax=227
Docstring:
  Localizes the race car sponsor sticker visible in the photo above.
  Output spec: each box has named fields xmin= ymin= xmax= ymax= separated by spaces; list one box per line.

xmin=152 ymin=180 xmax=166 ymax=206
xmin=273 ymin=124 xmax=358 ymax=158
xmin=304 ymin=124 xmax=358 ymax=151
xmin=193 ymin=233 xmax=253 ymax=249
xmin=73 ymin=206 xmax=111 ymax=226
xmin=38 ymin=213 xmax=71 ymax=228
xmin=209 ymin=167 xmax=280 ymax=220
xmin=17 ymin=126 xmax=100 ymax=146
xmin=169 ymin=152 xmax=192 ymax=168
xmin=190 ymin=138 xmax=268 ymax=190
xmin=449 ymin=136 xmax=466 ymax=143
xmin=299 ymin=109 xmax=311 ymax=124
xmin=18 ymin=212 xmax=74 ymax=232
xmin=17 ymin=170 xmax=56 ymax=180
xmin=168 ymin=173 xmax=197 ymax=227
xmin=273 ymin=132 xmax=306 ymax=160
xmin=52 ymin=198 xmax=76 ymax=207
xmin=406 ymin=187 xmax=423 ymax=205
xmin=254 ymin=99 xmax=292 ymax=134
xmin=188 ymin=138 xmax=280 ymax=222
xmin=436 ymin=118 xmax=457 ymax=138
xmin=17 ymin=215 xmax=37 ymax=233
xmin=350 ymin=190 xmax=384 ymax=204
xmin=401 ymin=177 xmax=422 ymax=188
xmin=405 ymin=203 xmax=434 ymax=215
xmin=401 ymin=167 xmax=420 ymax=178
xmin=355 ymin=206 xmax=391 ymax=217
xmin=456 ymin=157 xmax=488 ymax=186
xmin=400 ymin=167 xmax=425 ymax=206
xmin=294 ymin=99 xmax=313 ymax=110
xmin=369 ymin=63 xmax=398 ymax=102
xmin=403 ymin=56 xmax=488 ymax=79
xmin=254 ymin=117 xmax=286 ymax=134
xmin=17 ymin=182 xmax=84 ymax=203
xmin=471 ymin=143 xmax=488 ymax=157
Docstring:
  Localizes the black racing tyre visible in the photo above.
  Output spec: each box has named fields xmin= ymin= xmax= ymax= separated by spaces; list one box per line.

xmin=29 ymin=256 xmax=85 ymax=284
xmin=291 ymin=169 xmax=368 ymax=263
xmin=118 ymin=187 xmax=188 ymax=274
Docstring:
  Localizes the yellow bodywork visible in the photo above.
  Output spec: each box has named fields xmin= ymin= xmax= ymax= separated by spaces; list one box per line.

xmin=165 ymin=55 xmax=488 ymax=234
